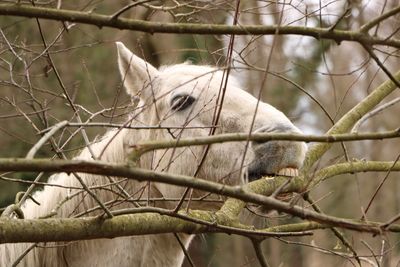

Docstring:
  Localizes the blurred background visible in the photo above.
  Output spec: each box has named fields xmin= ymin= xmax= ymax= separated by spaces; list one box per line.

xmin=0 ymin=0 xmax=400 ymax=266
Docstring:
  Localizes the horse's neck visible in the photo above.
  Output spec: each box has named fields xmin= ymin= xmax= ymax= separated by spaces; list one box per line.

xmin=17 ymin=128 xmax=194 ymax=267
xmin=59 ymin=129 xmax=194 ymax=267
xmin=61 ymin=234 xmax=193 ymax=267
xmin=76 ymin=128 xmax=129 ymax=163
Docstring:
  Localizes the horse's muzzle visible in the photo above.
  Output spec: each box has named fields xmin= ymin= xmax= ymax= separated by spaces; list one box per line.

xmin=247 ymin=124 xmax=307 ymax=182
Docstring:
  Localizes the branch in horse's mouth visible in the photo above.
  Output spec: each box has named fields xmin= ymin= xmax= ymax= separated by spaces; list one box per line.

xmin=276 ymin=167 xmax=299 ymax=177
xmin=248 ymin=167 xmax=299 ymax=181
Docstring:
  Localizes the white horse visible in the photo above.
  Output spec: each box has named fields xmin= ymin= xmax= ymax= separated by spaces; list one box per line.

xmin=0 ymin=42 xmax=307 ymax=267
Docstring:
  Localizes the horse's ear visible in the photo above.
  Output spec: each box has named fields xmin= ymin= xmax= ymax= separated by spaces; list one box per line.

xmin=116 ymin=42 xmax=158 ymax=97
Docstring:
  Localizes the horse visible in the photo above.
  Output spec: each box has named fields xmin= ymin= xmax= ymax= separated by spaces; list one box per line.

xmin=0 ymin=42 xmax=307 ymax=267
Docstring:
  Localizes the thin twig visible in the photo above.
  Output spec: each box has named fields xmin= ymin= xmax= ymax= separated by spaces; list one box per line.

xmin=352 ymin=97 xmax=400 ymax=132
xmin=251 ymin=239 xmax=270 ymax=267
xmin=26 ymin=121 xmax=69 ymax=159
xmin=11 ymin=244 xmax=37 ymax=267
xmin=304 ymin=193 xmax=361 ymax=265
xmin=31 ymin=14 xmax=114 ymax=218
xmin=0 ymin=108 xmax=50 ymax=119
xmin=175 ymin=0 xmax=242 ymax=213
xmin=173 ymin=233 xmax=196 ymax=267
xmin=362 ymin=44 xmax=400 ymax=90
xmin=360 ymin=5 xmax=400 ymax=33
xmin=72 ymin=173 xmax=113 ymax=218
xmin=110 ymin=0 xmax=155 ymax=19
xmin=363 ymin=153 xmax=400 ymax=218
xmin=328 ymin=5 xmax=351 ymax=32
xmin=361 ymin=240 xmax=380 ymax=267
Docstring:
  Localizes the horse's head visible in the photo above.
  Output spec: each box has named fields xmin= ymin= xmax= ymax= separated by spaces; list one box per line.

xmin=117 ymin=42 xmax=307 ymax=191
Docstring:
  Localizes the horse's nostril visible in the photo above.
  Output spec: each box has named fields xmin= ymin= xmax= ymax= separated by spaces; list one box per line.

xmin=248 ymin=124 xmax=307 ymax=182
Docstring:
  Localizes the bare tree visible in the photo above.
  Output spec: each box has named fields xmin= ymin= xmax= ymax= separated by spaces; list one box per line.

xmin=0 ymin=1 xmax=400 ymax=266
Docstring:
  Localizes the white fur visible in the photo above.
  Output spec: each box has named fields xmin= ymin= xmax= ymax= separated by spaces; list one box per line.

xmin=0 ymin=42 xmax=306 ymax=267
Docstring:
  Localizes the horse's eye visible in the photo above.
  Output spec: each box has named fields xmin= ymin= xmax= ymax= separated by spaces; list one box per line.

xmin=171 ymin=95 xmax=196 ymax=111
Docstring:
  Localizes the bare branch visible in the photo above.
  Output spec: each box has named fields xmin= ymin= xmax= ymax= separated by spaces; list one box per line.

xmin=360 ymin=5 xmax=400 ymax=33
xmin=0 ymin=4 xmax=399 ymax=48
xmin=251 ymin=239 xmax=270 ymax=267
xmin=352 ymin=97 xmax=400 ymax=132
xmin=26 ymin=121 xmax=69 ymax=159
xmin=131 ymin=128 xmax=400 ymax=159
xmin=302 ymin=70 xmax=400 ymax=174
xmin=110 ymin=0 xmax=155 ymax=20
xmin=0 ymin=158 xmax=399 ymax=233
xmin=303 ymin=193 xmax=361 ymax=265
xmin=0 ymin=206 xmax=312 ymax=244
xmin=313 ymin=161 xmax=400 ymax=186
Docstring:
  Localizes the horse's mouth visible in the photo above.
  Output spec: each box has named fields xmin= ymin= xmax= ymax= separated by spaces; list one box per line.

xmin=249 ymin=167 xmax=298 ymax=214
xmin=247 ymin=167 xmax=299 ymax=181
xmin=276 ymin=167 xmax=299 ymax=177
